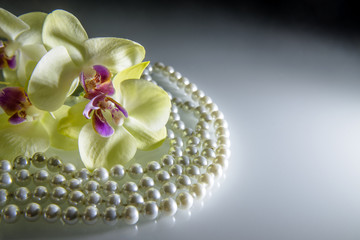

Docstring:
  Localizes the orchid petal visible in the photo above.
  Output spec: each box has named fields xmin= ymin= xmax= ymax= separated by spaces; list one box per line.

xmin=124 ymin=117 xmax=167 ymax=150
xmin=42 ymin=10 xmax=87 ymax=64
xmin=83 ymin=95 xmax=103 ymax=119
xmin=92 ymin=109 xmax=114 ymax=137
xmin=8 ymin=112 xmax=26 ymax=124
xmin=40 ymin=105 xmax=78 ymax=150
xmin=0 ymin=113 xmax=50 ymax=159
xmin=58 ymin=101 xmax=89 ymax=139
xmin=120 ymin=79 xmax=171 ymax=131
xmin=0 ymin=8 xmax=29 ymax=40
xmin=79 ymin=123 xmax=137 ymax=169
xmin=17 ymin=12 xmax=47 ymax=45
xmin=84 ymin=38 xmax=145 ymax=73
xmin=28 ymin=46 xmax=80 ymax=111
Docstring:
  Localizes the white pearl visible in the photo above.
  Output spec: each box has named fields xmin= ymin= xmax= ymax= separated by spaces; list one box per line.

xmin=75 ymin=168 xmax=90 ymax=181
xmin=169 ymin=71 xmax=181 ymax=82
xmin=194 ymin=106 xmax=207 ymax=116
xmin=216 ymin=146 xmax=231 ymax=158
xmin=170 ymin=136 xmax=183 ymax=148
xmin=51 ymin=187 xmax=67 ymax=203
xmin=50 ymin=174 xmax=66 ymax=186
xmin=146 ymin=161 xmax=161 ymax=174
xmin=199 ymin=96 xmax=212 ymax=106
xmin=33 ymin=186 xmax=48 ymax=202
xmin=190 ymin=183 xmax=206 ymax=200
xmin=215 ymin=127 xmax=230 ymax=138
xmin=0 ymin=172 xmax=12 ymax=188
xmin=2 ymin=204 xmax=20 ymax=223
xmin=86 ymin=192 xmax=102 ymax=205
xmin=129 ymin=163 xmax=143 ymax=179
xmin=24 ymin=203 xmax=41 ymax=221
xmin=167 ymin=129 xmax=175 ymax=139
xmin=176 ymin=77 xmax=190 ymax=89
xmin=195 ymin=121 xmax=210 ymax=131
xmin=203 ymin=139 xmax=217 ymax=149
xmin=83 ymin=206 xmax=99 ymax=225
xmin=164 ymin=65 xmax=175 ymax=75
xmin=31 ymin=152 xmax=47 ymax=168
xmin=143 ymin=201 xmax=158 ymax=220
xmin=153 ymin=62 xmax=165 ymax=71
xmin=211 ymin=110 xmax=224 ymax=120
xmin=171 ymin=104 xmax=178 ymax=113
xmin=0 ymin=160 xmax=11 ymax=173
xmin=92 ymin=167 xmax=109 ymax=182
xmin=0 ymin=189 xmax=8 ymax=206
xmin=176 ymin=192 xmax=194 ymax=210
xmin=183 ymin=101 xmax=196 ymax=111
xmin=145 ymin=187 xmax=161 ymax=201
xmin=141 ymin=74 xmax=152 ymax=81
xmin=46 ymin=157 xmax=62 ymax=172
xmin=172 ymin=120 xmax=185 ymax=131
xmin=122 ymin=205 xmax=139 ymax=225
xmin=192 ymin=90 xmax=205 ymax=102
xmin=177 ymin=156 xmax=190 ymax=166
xmin=68 ymin=190 xmax=85 ymax=206
xmin=110 ymin=164 xmax=125 ymax=180
xmin=61 ymin=163 xmax=76 ymax=176
xmin=196 ymin=129 xmax=210 ymax=140
xmin=33 ymin=169 xmax=49 ymax=184
xmin=169 ymin=164 xmax=183 ymax=176
xmin=186 ymin=165 xmax=200 ymax=177
xmin=170 ymin=112 xmax=180 ymax=121
xmin=13 ymin=155 xmax=30 ymax=169
xmin=185 ymin=145 xmax=198 ymax=156
xmin=161 ymin=155 xmax=175 ymax=167
xmin=168 ymin=146 xmax=183 ymax=157
xmin=14 ymin=186 xmax=30 ymax=202
xmin=128 ymin=192 xmax=144 ymax=207
xmin=201 ymin=148 xmax=216 ymax=160
xmin=194 ymin=156 xmax=208 ymax=167
xmin=15 ymin=169 xmax=31 ymax=186
xmin=44 ymin=204 xmax=61 ymax=223
xmin=187 ymin=136 xmax=200 ymax=146
xmin=66 ymin=178 xmax=82 ymax=190
xmin=214 ymin=155 xmax=229 ymax=170
xmin=205 ymin=103 xmax=218 ymax=112
xmin=184 ymin=83 xmax=198 ymax=94
xmin=84 ymin=180 xmax=100 ymax=192
xmin=107 ymin=193 xmax=121 ymax=206
xmin=207 ymin=164 xmax=223 ymax=178
xmin=104 ymin=180 xmax=118 ymax=194
xmin=217 ymin=136 xmax=231 ymax=148
xmin=214 ymin=118 xmax=228 ymax=129
xmin=160 ymin=198 xmax=177 ymax=216
xmin=182 ymin=127 xmax=194 ymax=137
xmin=200 ymin=112 xmax=213 ymax=122
xmin=103 ymin=207 xmax=118 ymax=225
xmin=198 ymin=173 xmax=214 ymax=188
xmin=161 ymin=182 xmax=177 ymax=196
xmin=139 ymin=176 xmax=155 ymax=189
xmin=176 ymin=175 xmax=191 ymax=188
xmin=122 ymin=182 xmax=138 ymax=194
xmin=155 ymin=170 xmax=170 ymax=182
xmin=62 ymin=206 xmax=79 ymax=225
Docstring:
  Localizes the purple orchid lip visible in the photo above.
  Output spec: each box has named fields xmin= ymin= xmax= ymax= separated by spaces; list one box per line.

xmin=0 ymin=87 xmax=31 ymax=124
xmin=92 ymin=109 xmax=114 ymax=137
xmin=0 ymin=41 xmax=16 ymax=70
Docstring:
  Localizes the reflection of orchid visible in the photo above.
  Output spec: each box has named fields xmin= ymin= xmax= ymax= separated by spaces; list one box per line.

xmin=28 ymin=10 xmax=145 ymax=112
xmin=0 ymin=8 xmax=47 ymax=86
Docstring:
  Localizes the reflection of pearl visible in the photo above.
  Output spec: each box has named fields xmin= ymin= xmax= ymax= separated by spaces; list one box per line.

xmin=0 ymin=63 xmax=231 ymax=226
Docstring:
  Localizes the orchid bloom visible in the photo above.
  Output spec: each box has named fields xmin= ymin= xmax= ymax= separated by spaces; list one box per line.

xmin=0 ymin=8 xmax=47 ymax=86
xmin=27 ymin=10 xmax=145 ymax=113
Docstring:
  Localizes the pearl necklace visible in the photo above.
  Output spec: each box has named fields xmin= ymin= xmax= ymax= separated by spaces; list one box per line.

xmin=0 ymin=63 xmax=231 ymax=225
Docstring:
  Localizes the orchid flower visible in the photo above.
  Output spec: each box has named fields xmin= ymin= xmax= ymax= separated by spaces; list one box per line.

xmin=28 ymin=10 xmax=145 ymax=112
xmin=0 ymin=8 xmax=47 ymax=86
xmin=57 ymin=62 xmax=171 ymax=169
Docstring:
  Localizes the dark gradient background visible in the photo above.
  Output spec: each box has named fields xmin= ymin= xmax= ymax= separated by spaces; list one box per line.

xmin=1 ymin=1 xmax=360 ymax=240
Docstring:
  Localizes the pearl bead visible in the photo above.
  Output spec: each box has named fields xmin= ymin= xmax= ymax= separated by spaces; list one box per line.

xmin=92 ymin=167 xmax=109 ymax=182
xmin=50 ymin=174 xmax=66 ymax=186
xmin=172 ymin=120 xmax=185 ymax=131
xmin=122 ymin=205 xmax=139 ymax=225
xmin=177 ymin=77 xmax=190 ymax=89
xmin=51 ymin=187 xmax=67 ymax=203
xmin=155 ymin=170 xmax=170 ymax=182
xmin=198 ymin=173 xmax=214 ymax=188
xmin=141 ymin=74 xmax=152 ymax=81
xmin=143 ymin=201 xmax=158 ymax=220
xmin=169 ymin=71 xmax=181 ymax=82
xmin=176 ymin=175 xmax=192 ymax=188
xmin=201 ymin=148 xmax=216 ymax=160
xmin=122 ymin=182 xmax=138 ymax=194
xmin=0 ymin=172 xmax=12 ymax=188
xmin=196 ymin=129 xmax=210 ymax=140
xmin=62 ymin=206 xmax=79 ymax=225
xmin=24 ymin=203 xmax=41 ymax=221
xmin=183 ymin=101 xmax=195 ymax=111
xmin=170 ymin=137 xmax=183 ymax=148
xmin=186 ymin=165 xmax=200 ymax=177
xmin=104 ymin=180 xmax=118 ymax=194
xmin=153 ymin=62 xmax=165 ymax=71
xmin=192 ymin=90 xmax=205 ymax=102
xmin=185 ymin=145 xmax=198 ymax=156
xmin=194 ymin=156 xmax=208 ymax=167
xmin=68 ymin=190 xmax=85 ymax=205
xmin=86 ymin=192 xmax=102 ymax=205
xmin=14 ymin=186 xmax=30 ymax=202
xmin=171 ymin=104 xmax=178 ymax=113
xmin=15 ymin=169 xmax=31 ymax=186
xmin=217 ymin=136 xmax=231 ymax=148
xmin=75 ymin=168 xmax=90 ymax=181
xmin=44 ymin=204 xmax=61 ymax=223
xmin=0 ymin=160 xmax=11 ymax=173
xmin=205 ymin=103 xmax=218 ymax=112
xmin=172 ymin=97 xmax=182 ymax=106
xmin=190 ymin=183 xmax=206 ymax=200
xmin=145 ymin=65 xmax=153 ymax=73
xmin=177 ymin=156 xmax=190 ymax=166
xmin=66 ymin=178 xmax=82 ymax=190
xmin=164 ymin=65 xmax=175 ymax=75
xmin=167 ymin=129 xmax=175 ymax=139
xmin=169 ymin=164 xmax=183 ymax=176
xmin=13 ymin=155 xmax=30 ymax=169
xmin=139 ymin=176 xmax=155 ymax=189
xmin=203 ymin=139 xmax=217 ymax=149
xmin=146 ymin=161 xmax=161 ymax=174
xmin=182 ymin=127 xmax=194 ymax=137
xmin=33 ymin=169 xmax=49 ymax=184
xmin=207 ymin=163 xmax=223 ymax=178
xmin=195 ymin=121 xmax=210 ymax=131
xmin=61 ymin=163 xmax=76 ymax=176
xmin=184 ymin=83 xmax=198 ymax=94
xmin=110 ymin=164 xmax=125 ymax=180
xmin=103 ymin=207 xmax=118 ymax=225
xmin=83 ymin=206 xmax=99 ymax=225
xmin=31 ymin=152 xmax=47 ymax=168
xmin=187 ymin=136 xmax=200 ymax=146
xmin=214 ymin=155 xmax=229 ymax=170
xmin=199 ymin=96 xmax=212 ymax=106
xmin=211 ymin=110 xmax=224 ymax=120
xmin=200 ymin=112 xmax=213 ymax=122
xmin=107 ymin=193 xmax=121 ymax=206
xmin=47 ymin=156 xmax=63 ymax=172
xmin=128 ymin=163 xmax=143 ymax=179
xmin=162 ymin=182 xmax=177 ymax=196
xmin=214 ymin=118 xmax=228 ymax=129
xmin=160 ymin=198 xmax=177 ymax=216
xmin=170 ymin=112 xmax=180 ymax=121
xmin=128 ymin=192 xmax=144 ymax=207
xmin=145 ymin=187 xmax=161 ymax=201
xmin=0 ymin=189 xmax=8 ymax=206
xmin=161 ymin=155 xmax=175 ymax=167
xmin=176 ymin=192 xmax=194 ymax=210
xmin=168 ymin=146 xmax=183 ymax=157
xmin=84 ymin=180 xmax=100 ymax=192
xmin=2 ymin=204 xmax=20 ymax=223
xmin=215 ymin=127 xmax=230 ymax=138
xmin=194 ymin=106 xmax=207 ymax=116
xmin=216 ymin=146 xmax=231 ymax=158
xmin=33 ymin=186 xmax=48 ymax=202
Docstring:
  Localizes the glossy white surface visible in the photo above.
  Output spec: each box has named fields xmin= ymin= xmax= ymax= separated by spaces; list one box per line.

xmin=1 ymin=5 xmax=360 ymax=240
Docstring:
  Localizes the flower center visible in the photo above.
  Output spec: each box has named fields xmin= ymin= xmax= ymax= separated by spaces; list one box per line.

xmin=80 ymin=65 xmax=114 ymax=99
xmin=0 ymin=40 xmax=16 ymax=70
